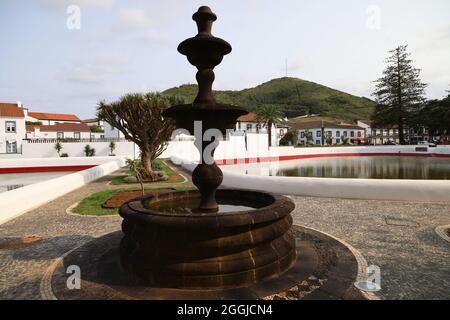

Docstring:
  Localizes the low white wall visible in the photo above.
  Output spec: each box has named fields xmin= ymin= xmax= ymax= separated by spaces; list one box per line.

xmin=0 ymin=156 xmax=127 ymax=169
xmin=171 ymin=147 xmax=450 ymax=203
xmin=160 ymin=133 xmax=269 ymax=161
xmin=0 ymin=158 xmax=127 ymax=225
xmin=166 ymin=140 xmax=450 ymax=164
xmin=0 ymin=141 xmax=138 ymax=159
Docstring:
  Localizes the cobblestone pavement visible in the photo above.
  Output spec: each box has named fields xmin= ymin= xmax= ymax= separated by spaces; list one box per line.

xmin=290 ymin=196 xmax=450 ymax=300
xmin=0 ymin=169 xmax=448 ymax=300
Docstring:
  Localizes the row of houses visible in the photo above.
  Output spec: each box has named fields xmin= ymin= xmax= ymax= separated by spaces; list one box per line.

xmin=291 ymin=118 xmax=448 ymax=146
xmin=0 ymin=102 xmax=112 ymax=154
xmin=3 ymin=100 xmax=444 ymax=155
xmin=0 ymin=102 xmax=290 ymax=155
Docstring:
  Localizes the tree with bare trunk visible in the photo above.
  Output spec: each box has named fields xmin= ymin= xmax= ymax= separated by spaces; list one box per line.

xmin=97 ymin=93 xmax=183 ymax=181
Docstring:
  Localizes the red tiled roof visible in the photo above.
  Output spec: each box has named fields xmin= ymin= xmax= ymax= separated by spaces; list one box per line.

xmin=0 ymin=103 xmax=25 ymax=118
xmin=28 ymin=112 xmax=80 ymax=122
xmin=290 ymin=120 xmax=363 ymax=131
xmin=26 ymin=123 xmax=91 ymax=133
xmin=237 ymin=112 xmax=257 ymax=122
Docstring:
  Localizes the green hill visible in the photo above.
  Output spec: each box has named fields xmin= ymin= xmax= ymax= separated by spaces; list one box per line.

xmin=163 ymin=77 xmax=375 ymax=122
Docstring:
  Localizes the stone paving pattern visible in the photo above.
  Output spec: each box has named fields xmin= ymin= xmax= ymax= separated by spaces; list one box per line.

xmin=0 ymin=169 xmax=449 ymax=300
xmin=290 ymin=196 xmax=450 ymax=299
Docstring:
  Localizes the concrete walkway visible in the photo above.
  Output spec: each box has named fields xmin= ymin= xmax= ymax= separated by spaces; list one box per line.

xmin=0 ymin=170 xmax=449 ymax=299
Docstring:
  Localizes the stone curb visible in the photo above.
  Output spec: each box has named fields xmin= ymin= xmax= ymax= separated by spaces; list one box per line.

xmin=295 ymin=224 xmax=381 ymax=300
xmin=39 ymin=232 xmax=114 ymax=300
xmin=435 ymin=224 xmax=450 ymax=243
xmin=66 ymin=201 xmax=118 ymax=218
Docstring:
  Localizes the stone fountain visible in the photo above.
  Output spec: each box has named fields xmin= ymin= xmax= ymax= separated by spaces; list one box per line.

xmin=46 ymin=6 xmax=365 ymax=301
xmin=118 ymin=6 xmax=297 ymax=288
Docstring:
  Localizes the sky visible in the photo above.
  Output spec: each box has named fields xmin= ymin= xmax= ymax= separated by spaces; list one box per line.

xmin=0 ymin=0 xmax=449 ymax=119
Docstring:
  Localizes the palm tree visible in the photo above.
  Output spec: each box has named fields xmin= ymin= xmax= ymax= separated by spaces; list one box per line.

xmin=255 ymin=105 xmax=286 ymax=147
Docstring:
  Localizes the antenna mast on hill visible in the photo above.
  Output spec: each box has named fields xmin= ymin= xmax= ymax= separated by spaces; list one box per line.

xmin=285 ymin=57 xmax=288 ymax=77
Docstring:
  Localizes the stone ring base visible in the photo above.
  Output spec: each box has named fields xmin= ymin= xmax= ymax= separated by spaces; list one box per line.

xmin=45 ymin=226 xmax=367 ymax=300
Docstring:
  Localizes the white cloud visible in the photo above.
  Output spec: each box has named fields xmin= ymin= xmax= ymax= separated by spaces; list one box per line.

xmin=37 ymin=0 xmax=113 ymax=11
xmin=65 ymin=54 xmax=129 ymax=84
xmin=111 ymin=7 xmax=168 ymax=44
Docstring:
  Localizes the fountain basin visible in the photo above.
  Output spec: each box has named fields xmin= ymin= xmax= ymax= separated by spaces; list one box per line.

xmin=119 ymin=189 xmax=296 ymax=289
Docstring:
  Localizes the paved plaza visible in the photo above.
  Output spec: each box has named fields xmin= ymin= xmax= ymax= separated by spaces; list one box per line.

xmin=0 ymin=171 xmax=449 ymax=300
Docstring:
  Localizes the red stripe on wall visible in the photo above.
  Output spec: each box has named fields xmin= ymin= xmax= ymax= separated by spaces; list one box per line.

xmin=215 ymin=152 xmax=450 ymax=165
xmin=0 ymin=165 xmax=97 ymax=174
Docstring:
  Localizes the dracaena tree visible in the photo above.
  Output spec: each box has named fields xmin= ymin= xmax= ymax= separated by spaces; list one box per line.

xmin=97 ymin=92 xmax=183 ymax=181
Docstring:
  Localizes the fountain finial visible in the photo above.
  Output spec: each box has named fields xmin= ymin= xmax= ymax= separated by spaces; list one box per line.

xmin=177 ymin=6 xmax=231 ymax=105
xmin=193 ymin=6 xmax=217 ymax=36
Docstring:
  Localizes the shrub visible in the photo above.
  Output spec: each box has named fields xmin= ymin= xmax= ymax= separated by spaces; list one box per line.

xmin=54 ymin=141 xmax=63 ymax=156
xmin=279 ymin=131 xmax=298 ymax=146
xmin=60 ymin=153 xmax=69 ymax=158
xmin=109 ymin=141 xmax=116 ymax=156
xmin=84 ymin=144 xmax=96 ymax=157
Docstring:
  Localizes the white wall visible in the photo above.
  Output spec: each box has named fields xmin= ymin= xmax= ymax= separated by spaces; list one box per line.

xmin=160 ymin=133 xmax=269 ymax=162
xmin=0 ymin=156 xmax=128 ymax=169
xmin=26 ymin=129 xmax=91 ymax=140
xmin=0 ymin=141 xmax=138 ymax=158
xmin=0 ymin=158 xmax=127 ymax=225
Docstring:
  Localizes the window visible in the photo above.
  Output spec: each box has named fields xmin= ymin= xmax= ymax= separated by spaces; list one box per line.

xmin=6 ymin=141 xmax=17 ymax=154
xmin=336 ymin=131 xmax=341 ymax=137
xmin=246 ymin=124 xmax=252 ymax=131
xmin=74 ymin=132 xmax=81 ymax=139
xmin=336 ymin=139 xmax=341 ymax=144
xmin=301 ymin=132 xmax=305 ymax=138
xmin=316 ymin=140 xmax=321 ymax=145
xmin=316 ymin=131 xmax=321 ymax=137
xmin=350 ymin=131 xmax=355 ymax=137
xmin=5 ymin=121 xmax=16 ymax=133
xmin=326 ymin=131 xmax=332 ymax=137
xmin=57 ymin=132 xmax=64 ymax=139
xmin=358 ymin=131 xmax=362 ymax=137
xmin=343 ymin=131 xmax=348 ymax=137
xmin=279 ymin=129 xmax=284 ymax=136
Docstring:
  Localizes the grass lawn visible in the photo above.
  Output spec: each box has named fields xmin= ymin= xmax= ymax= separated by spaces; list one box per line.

xmin=110 ymin=159 xmax=185 ymax=185
xmin=72 ymin=185 xmax=194 ymax=216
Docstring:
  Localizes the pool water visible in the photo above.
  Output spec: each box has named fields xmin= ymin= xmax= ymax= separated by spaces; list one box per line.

xmin=149 ymin=197 xmax=261 ymax=214
xmin=0 ymin=171 xmax=75 ymax=194
xmin=223 ymin=156 xmax=450 ymax=180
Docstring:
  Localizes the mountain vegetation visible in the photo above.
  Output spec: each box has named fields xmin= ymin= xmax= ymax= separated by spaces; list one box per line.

xmin=163 ymin=77 xmax=376 ymax=122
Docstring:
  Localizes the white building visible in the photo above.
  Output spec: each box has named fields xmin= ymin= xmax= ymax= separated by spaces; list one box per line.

xmin=0 ymin=102 xmax=26 ymax=154
xmin=26 ymin=112 xmax=81 ymax=125
xmin=357 ymin=120 xmax=402 ymax=145
xmin=235 ymin=112 xmax=288 ymax=147
xmin=26 ymin=123 xmax=92 ymax=140
xmin=104 ymin=122 xmax=125 ymax=140
xmin=295 ymin=120 xmax=367 ymax=146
